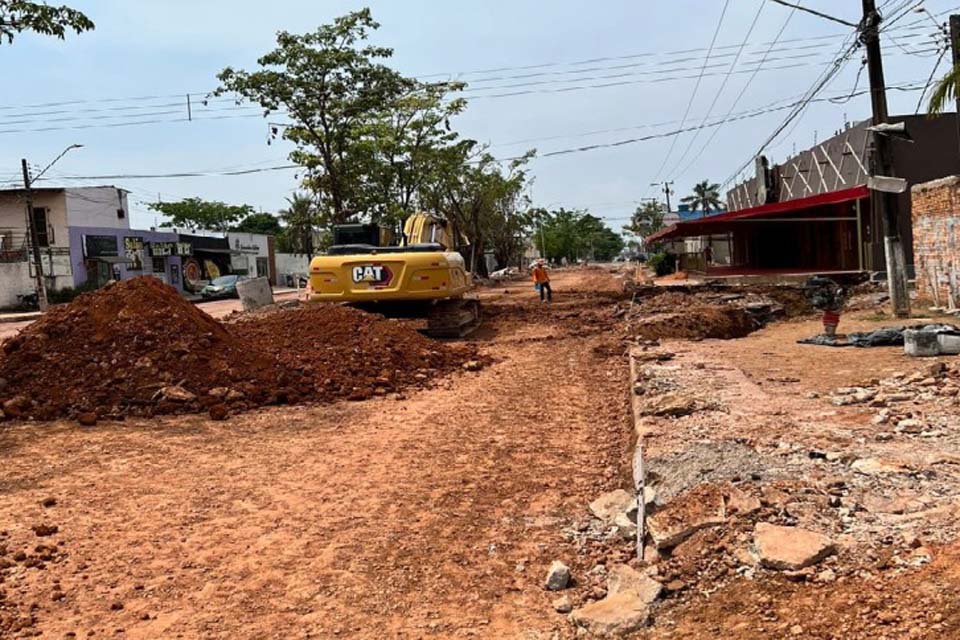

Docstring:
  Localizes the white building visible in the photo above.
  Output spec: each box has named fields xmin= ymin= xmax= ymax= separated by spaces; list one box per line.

xmin=0 ymin=186 xmax=130 ymax=307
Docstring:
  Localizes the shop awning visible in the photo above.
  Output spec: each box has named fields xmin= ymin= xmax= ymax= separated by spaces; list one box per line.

xmin=646 ymin=184 xmax=870 ymax=243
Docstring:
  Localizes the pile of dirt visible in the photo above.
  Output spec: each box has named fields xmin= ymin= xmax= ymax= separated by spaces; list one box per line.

xmin=630 ymin=305 xmax=758 ymax=341
xmin=230 ymin=304 xmax=472 ymax=403
xmin=0 ymin=278 xmax=477 ymax=421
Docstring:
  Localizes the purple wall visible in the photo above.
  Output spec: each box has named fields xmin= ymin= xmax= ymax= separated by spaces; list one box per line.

xmin=68 ymin=226 xmax=184 ymax=291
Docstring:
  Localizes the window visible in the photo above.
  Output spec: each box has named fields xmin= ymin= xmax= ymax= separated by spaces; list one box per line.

xmin=31 ymin=208 xmax=49 ymax=247
xmin=117 ymin=208 xmax=125 ymax=219
xmin=152 ymin=257 xmax=165 ymax=274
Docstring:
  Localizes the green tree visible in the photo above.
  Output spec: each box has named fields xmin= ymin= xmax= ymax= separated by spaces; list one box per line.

xmin=929 ymin=65 xmax=960 ymax=114
xmin=277 ymin=192 xmax=325 ymax=256
xmin=420 ymin=147 xmax=533 ymax=275
xmin=149 ymin=198 xmax=255 ymax=232
xmin=681 ymin=180 xmax=724 ymax=212
xmin=0 ymin=0 xmax=93 ymax=44
xmin=232 ymin=212 xmax=282 ymax=235
xmin=537 ymin=208 xmax=624 ymax=262
xmin=216 ymin=10 xmax=428 ymax=224
xmin=623 ymin=200 xmax=666 ymax=239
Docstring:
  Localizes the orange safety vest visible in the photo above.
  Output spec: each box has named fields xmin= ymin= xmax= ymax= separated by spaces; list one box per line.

xmin=532 ymin=266 xmax=550 ymax=284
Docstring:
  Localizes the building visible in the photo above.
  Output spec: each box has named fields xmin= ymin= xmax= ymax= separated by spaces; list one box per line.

xmin=0 ymin=186 xmax=131 ymax=307
xmin=647 ymin=114 xmax=960 ymax=278
xmin=0 ymin=184 xmax=281 ymax=307
xmin=911 ymin=176 xmax=960 ymax=308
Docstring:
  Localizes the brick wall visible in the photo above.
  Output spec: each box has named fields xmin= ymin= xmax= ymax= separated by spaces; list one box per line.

xmin=911 ymin=176 xmax=960 ymax=307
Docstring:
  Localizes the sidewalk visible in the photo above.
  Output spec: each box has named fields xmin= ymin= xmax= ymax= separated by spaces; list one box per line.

xmin=0 ymin=310 xmax=42 ymax=324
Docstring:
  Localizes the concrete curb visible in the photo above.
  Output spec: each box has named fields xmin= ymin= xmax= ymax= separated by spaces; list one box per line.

xmin=0 ymin=312 xmax=41 ymax=324
xmin=628 ymin=348 xmax=646 ymax=560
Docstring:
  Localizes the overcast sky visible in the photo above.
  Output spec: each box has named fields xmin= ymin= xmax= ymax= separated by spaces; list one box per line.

xmin=0 ymin=0 xmax=953 ymax=230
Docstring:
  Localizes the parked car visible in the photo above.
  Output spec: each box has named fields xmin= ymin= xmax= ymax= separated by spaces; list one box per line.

xmin=200 ymin=274 xmax=246 ymax=300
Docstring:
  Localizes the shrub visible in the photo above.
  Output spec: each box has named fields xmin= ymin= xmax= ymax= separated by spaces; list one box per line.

xmin=647 ymin=252 xmax=676 ymax=276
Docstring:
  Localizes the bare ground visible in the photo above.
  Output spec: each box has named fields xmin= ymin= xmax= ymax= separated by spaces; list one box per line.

xmin=0 ymin=269 xmax=633 ymax=639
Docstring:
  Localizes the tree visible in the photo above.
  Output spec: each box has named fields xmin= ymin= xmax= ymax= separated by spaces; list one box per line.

xmin=0 ymin=0 xmax=93 ymax=44
xmin=232 ymin=212 xmax=282 ymax=235
xmin=537 ymin=208 xmax=624 ymax=262
xmin=420 ymin=147 xmax=533 ymax=276
xmin=149 ymin=198 xmax=254 ymax=232
xmin=681 ymin=180 xmax=724 ymax=213
xmin=623 ymin=201 xmax=666 ymax=240
xmin=277 ymin=192 xmax=325 ymax=256
xmin=928 ymin=65 xmax=960 ymax=114
xmin=216 ymin=10 xmax=437 ymax=224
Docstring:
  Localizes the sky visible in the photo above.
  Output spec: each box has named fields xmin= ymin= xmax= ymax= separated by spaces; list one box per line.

xmin=0 ymin=0 xmax=955 ymax=230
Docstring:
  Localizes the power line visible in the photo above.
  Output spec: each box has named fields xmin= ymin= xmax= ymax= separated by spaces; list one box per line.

xmin=649 ymin=0 xmax=732 ymax=185
xmin=722 ymin=30 xmax=862 ymax=189
xmin=664 ymin=0 xmax=766 ymax=181
xmin=670 ymin=0 xmax=798 ymax=181
xmin=915 ymin=45 xmax=949 ymax=112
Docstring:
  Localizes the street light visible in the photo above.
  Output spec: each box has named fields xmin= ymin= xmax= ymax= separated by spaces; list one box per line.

xmin=22 ymin=143 xmax=84 ymax=311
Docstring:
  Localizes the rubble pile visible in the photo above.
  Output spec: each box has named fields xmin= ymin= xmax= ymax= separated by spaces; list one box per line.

xmin=827 ymin=361 xmax=960 ymax=437
xmin=0 ymin=277 xmax=477 ymax=421
xmin=616 ymin=286 xmax=811 ymax=341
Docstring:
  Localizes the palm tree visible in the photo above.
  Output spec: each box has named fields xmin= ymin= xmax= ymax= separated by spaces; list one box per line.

xmin=681 ymin=180 xmax=724 ymax=213
xmin=278 ymin=192 xmax=322 ymax=257
xmin=928 ymin=65 xmax=960 ymax=114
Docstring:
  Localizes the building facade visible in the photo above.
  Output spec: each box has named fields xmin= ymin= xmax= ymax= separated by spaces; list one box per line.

xmin=650 ymin=113 xmax=960 ymax=277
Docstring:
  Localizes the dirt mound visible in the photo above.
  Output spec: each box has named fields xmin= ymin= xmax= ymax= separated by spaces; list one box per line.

xmin=0 ymin=277 xmax=476 ymax=421
xmin=631 ymin=305 xmax=758 ymax=341
xmin=230 ymin=304 xmax=471 ymax=402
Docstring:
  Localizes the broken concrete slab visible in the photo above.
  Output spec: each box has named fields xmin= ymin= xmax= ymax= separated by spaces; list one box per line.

xmin=646 ymin=484 xmax=725 ymax=550
xmin=753 ymin=523 xmax=836 ymax=570
xmin=640 ymin=392 xmax=698 ymax=418
xmin=570 ymin=591 xmax=652 ymax=637
xmin=613 ymin=512 xmax=637 ymax=541
xmin=724 ymin=486 xmax=761 ymax=517
xmin=606 ymin=564 xmax=662 ymax=604
xmin=589 ymin=489 xmax=636 ymax=524
xmin=544 ymin=560 xmax=571 ymax=591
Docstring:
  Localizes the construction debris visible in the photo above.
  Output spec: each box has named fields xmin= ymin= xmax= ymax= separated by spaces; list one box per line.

xmin=544 ymin=560 xmax=571 ymax=591
xmin=753 ymin=523 xmax=837 ymax=570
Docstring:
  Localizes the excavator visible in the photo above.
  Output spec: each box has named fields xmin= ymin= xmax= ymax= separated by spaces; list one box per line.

xmin=307 ymin=212 xmax=482 ymax=338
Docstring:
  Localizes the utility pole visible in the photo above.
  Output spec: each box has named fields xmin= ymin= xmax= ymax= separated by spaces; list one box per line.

xmin=950 ymin=15 xmax=960 ymax=154
xmin=21 ymin=159 xmax=49 ymax=311
xmin=650 ymin=181 xmax=674 ymax=213
xmin=861 ymin=0 xmax=910 ymax=317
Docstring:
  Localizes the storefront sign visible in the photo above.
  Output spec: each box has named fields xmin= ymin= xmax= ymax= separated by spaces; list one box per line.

xmin=149 ymin=241 xmax=194 ymax=257
xmin=83 ymin=234 xmax=119 ymax=258
xmin=124 ymin=236 xmax=144 ymax=271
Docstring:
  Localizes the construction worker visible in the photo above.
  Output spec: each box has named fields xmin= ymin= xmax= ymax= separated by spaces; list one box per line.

xmin=532 ymin=259 xmax=552 ymax=303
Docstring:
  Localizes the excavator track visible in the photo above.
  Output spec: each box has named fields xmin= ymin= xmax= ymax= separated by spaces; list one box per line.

xmin=426 ymin=298 xmax=482 ymax=338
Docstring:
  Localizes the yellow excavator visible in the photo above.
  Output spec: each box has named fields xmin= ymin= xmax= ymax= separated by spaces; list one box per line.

xmin=308 ymin=213 xmax=481 ymax=337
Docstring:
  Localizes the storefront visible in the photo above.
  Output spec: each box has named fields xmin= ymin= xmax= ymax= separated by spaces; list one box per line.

xmin=68 ymin=226 xmax=185 ymax=291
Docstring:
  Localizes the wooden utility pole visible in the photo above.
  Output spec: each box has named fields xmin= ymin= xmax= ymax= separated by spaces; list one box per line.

xmin=861 ymin=0 xmax=910 ymax=317
xmin=950 ymin=15 xmax=960 ymax=154
xmin=21 ymin=159 xmax=49 ymax=311
xmin=651 ymin=181 xmax=674 ymax=213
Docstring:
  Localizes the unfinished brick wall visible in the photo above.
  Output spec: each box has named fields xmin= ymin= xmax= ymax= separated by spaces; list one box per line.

xmin=912 ymin=176 xmax=960 ymax=308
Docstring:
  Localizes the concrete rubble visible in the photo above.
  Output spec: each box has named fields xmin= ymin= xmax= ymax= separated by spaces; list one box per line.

xmin=544 ymin=560 xmax=571 ymax=591
xmin=753 ymin=523 xmax=837 ymax=570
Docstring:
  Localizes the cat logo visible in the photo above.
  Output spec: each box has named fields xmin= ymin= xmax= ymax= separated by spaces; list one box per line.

xmin=351 ymin=264 xmax=392 ymax=286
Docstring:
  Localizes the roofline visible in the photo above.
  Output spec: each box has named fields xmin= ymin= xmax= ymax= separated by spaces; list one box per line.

xmin=647 ymin=184 xmax=869 ymax=243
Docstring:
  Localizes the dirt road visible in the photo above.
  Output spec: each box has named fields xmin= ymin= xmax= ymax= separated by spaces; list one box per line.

xmin=0 ymin=269 xmax=633 ymax=639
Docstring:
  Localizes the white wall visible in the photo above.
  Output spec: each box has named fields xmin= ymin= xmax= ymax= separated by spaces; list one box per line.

xmin=0 ymin=190 xmax=68 ymax=249
xmin=0 ymin=262 xmax=34 ymax=308
xmin=227 ymin=232 xmax=270 ymax=277
xmin=274 ymin=252 xmax=310 ymax=286
xmin=64 ymin=187 xmax=130 ymax=230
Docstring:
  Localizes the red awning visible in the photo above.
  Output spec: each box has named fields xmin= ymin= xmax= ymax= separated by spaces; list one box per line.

xmin=646 ymin=184 xmax=870 ymax=243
